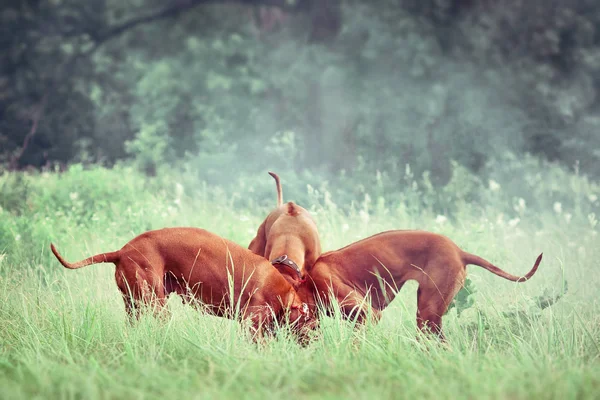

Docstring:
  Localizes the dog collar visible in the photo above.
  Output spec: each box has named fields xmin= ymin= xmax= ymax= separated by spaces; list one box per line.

xmin=271 ymin=254 xmax=302 ymax=278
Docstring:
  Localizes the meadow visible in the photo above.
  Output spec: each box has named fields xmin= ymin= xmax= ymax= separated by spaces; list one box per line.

xmin=1 ymin=162 xmax=599 ymax=399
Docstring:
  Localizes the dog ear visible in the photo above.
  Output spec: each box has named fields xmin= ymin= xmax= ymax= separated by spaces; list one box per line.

xmin=248 ymin=219 xmax=267 ymax=256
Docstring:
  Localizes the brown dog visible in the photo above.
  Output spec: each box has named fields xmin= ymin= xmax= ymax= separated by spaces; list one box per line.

xmin=50 ymin=227 xmax=313 ymax=339
xmin=300 ymin=230 xmax=542 ymax=340
xmin=248 ymin=172 xmax=321 ymax=287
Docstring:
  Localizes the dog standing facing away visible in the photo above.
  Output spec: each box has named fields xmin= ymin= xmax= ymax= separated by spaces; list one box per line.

xmin=300 ymin=230 xmax=542 ymax=340
xmin=248 ymin=172 xmax=322 ymax=287
xmin=50 ymin=227 xmax=314 ymax=340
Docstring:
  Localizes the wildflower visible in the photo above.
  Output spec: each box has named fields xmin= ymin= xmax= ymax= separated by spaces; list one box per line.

xmin=588 ymin=213 xmax=597 ymax=229
xmin=15 ymin=234 xmax=21 ymax=241
xmin=435 ymin=215 xmax=447 ymax=224
xmin=553 ymin=202 xmax=562 ymax=214
xmin=564 ymin=213 xmax=572 ymax=223
xmin=488 ymin=179 xmax=501 ymax=192
xmin=589 ymin=194 xmax=598 ymax=203
xmin=239 ymin=215 xmax=249 ymax=222
xmin=359 ymin=210 xmax=370 ymax=224
xmin=342 ymin=223 xmax=349 ymax=232
xmin=175 ymin=182 xmax=184 ymax=199
xmin=513 ymin=198 xmax=526 ymax=214
xmin=508 ymin=217 xmax=520 ymax=228
xmin=69 ymin=192 xmax=79 ymax=201
xmin=496 ymin=213 xmax=505 ymax=226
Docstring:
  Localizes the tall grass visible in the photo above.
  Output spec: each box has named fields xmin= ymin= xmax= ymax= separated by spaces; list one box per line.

xmin=0 ymin=163 xmax=599 ymax=399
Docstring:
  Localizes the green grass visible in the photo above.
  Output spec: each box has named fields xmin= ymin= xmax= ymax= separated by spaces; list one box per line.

xmin=1 ymin=165 xmax=599 ymax=399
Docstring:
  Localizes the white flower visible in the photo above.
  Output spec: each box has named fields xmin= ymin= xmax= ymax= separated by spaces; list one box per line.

xmin=175 ymin=183 xmax=184 ymax=198
xmin=15 ymin=234 xmax=21 ymax=241
xmin=508 ymin=217 xmax=520 ymax=228
xmin=589 ymin=194 xmax=598 ymax=203
xmin=514 ymin=198 xmax=526 ymax=214
xmin=342 ymin=223 xmax=349 ymax=232
xmin=564 ymin=213 xmax=572 ymax=223
xmin=359 ymin=210 xmax=370 ymax=224
xmin=69 ymin=192 xmax=79 ymax=201
xmin=588 ymin=213 xmax=597 ymax=229
xmin=488 ymin=179 xmax=501 ymax=192
xmin=496 ymin=213 xmax=505 ymax=226
xmin=553 ymin=202 xmax=562 ymax=214
xmin=435 ymin=215 xmax=447 ymax=224
xmin=239 ymin=215 xmax=249 ymax=222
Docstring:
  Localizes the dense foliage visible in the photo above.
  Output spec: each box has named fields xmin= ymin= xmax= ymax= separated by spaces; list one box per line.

xmin=2 ymin=0 xmax=600 ymax=184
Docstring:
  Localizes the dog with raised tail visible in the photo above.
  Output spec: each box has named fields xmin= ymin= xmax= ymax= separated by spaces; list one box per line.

xmin=299 ymin=230 xmax=542 ymax=341
xmin=51 ymin=227 xmax=315 ymax=341
xmin=248 ymin=172 xmax=322 ymax=288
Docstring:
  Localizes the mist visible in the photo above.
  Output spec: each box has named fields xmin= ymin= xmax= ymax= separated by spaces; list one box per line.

xmin=1 ymin=0 xmax=599 ymax=211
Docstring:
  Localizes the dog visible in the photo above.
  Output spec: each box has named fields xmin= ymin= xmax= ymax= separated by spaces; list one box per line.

xmin=299 ymin=230 xmax=542 ymax=340
xmin=50 ymin=227 xmax=314 ymax=340
xmin=248 ymin=172 xmax=322 ymax=287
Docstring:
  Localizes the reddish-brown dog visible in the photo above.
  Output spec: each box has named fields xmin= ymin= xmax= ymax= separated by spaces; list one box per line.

xmin=51 ymin=227 xmax=313 ymax=339
xmin=248 ymin=172 xmax=321 ymax=287
xmin=300 ymin=230 xmax=542 ymax=340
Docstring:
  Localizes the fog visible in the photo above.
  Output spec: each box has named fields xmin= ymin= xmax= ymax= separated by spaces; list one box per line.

xmin=2 ymin=1 xmax=599 ymax=200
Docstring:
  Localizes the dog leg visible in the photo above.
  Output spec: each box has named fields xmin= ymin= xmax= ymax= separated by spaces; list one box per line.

xmin=248 ymin=308 xmax=274 ymax=343
xmin=416 ymin=272 xmax=464 ymax=341
xmin=336 ymin=290 xmax=381 ymax=326
xmin=116 ymin=268 xmax=167 ymax=322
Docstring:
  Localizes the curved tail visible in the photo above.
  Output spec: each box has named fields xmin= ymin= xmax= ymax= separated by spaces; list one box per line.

xmin=268 ymin=171 xmax=283 ymax=207
xmin=50 ymin=243 xmax=120 ymax=269
xmin=462 ymin=252 xmax=542 ymax=282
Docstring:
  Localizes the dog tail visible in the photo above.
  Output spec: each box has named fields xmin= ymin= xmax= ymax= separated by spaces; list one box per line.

xmin=268 ymin=171 xmax=283 ymax=207
xmin=285 ymin=201 xmax=301 ymax=216
xmin=462 ymin=252 xmax=542 ymax=282
xmin=50 ymin=243 xmax=120 ymax=269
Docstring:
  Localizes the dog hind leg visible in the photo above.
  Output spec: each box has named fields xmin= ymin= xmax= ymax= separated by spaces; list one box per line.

xmin=415 ymin=266 xmax=465 ymax=341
